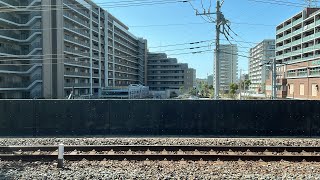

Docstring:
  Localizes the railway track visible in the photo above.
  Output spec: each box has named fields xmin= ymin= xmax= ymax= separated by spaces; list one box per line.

xmin=1 ymin=145 xmax=320 ymax=162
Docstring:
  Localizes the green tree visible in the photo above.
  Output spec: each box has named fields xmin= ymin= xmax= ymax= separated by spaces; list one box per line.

xmin=179 ymin=86 xmax=185 ymax=94
xmin=229 ymin=83 xmax=239 ymax=98
xmin=244 ymin=80 xmax=251 ymax=90
xmin=189 ymin=88 xmax=197 ymax=96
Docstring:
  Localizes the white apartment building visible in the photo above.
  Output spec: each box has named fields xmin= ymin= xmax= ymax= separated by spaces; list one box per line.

xmin=249 ymin=39 xmax=275 ymax=93
xmin=213 ymin=44 xmax=238 ymax=92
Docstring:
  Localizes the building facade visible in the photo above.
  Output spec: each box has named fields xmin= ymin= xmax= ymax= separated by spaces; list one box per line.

xmin=147 ymin=53 xmax=196 ymax=91
xmin=207 ymin=74 xmax=213 ymax=86
xmin=213 ymin=44 xmax=238 ymax=92
xmin=275 ymin=8 xmax=320 ymax=99
xmin=249 ymin=39 xmax=275 ymax=93
xmin=0 ymin=0 xmax=147 ymax=99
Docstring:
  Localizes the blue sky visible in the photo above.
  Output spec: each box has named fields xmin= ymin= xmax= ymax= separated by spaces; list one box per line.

xmin=93 ymin=0 xmax=308 ymax=79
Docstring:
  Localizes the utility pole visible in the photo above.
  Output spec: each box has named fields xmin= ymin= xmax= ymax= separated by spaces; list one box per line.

xmin=215 ymin=0 xmax=221 ymax=100
xmin=193 ymin=0 xmax=230 ymax=99
xmin=239 ymin=69 xmax=242 ymax=100
xmin=196 ymin=0 xmax=222 ymax=99
xmin=272 ymin=58 xmax=277 ymax=100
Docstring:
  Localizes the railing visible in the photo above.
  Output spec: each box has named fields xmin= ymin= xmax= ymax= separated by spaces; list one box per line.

xmin=291 ymin=39 xmax=302 ymax=46
xmin=310 ymin=70 xmax=320 ymax=76
xmin=92 ymin=26 xmax=99 ymax=32
xmin=0 ymin=30 xmax=20 ymax=39
xmin=64 ymin=59 xmax=91 ymax=68
xmin=292 ymin=18 xmax=302 ymax=26
xmin=0 ymin=64 xmax=33 ymax=71
xmin=0 ymin=81 xmax=31 ymax=88
xmin=0 ymin=0 xmax=19 ymax=6
xmin=65 ymin=71 xmax=90 ymax=77
xmin=292 ymin=28 xmax=302 ymax=36
xmin=64 ymin=12 xmax=89 ymax=27
xmin=65 ymin=24 xmax=89 ymax=37
xmin=64 ymin=83 xmax=90 ymax=87
xmin=63 ymin=0 xmax=90 ymax=18
xmin=92 ymin=8 xmax=99 ymax=15
xmin=302 ymin=34 xmax=315 ymax=43
xmin=64 ymin=47 xmax=90 ymax=57
xmin=64 ymin=36 xmax=90 ymax=47
xmin=0 ymin=47 xmax=20 ymax=55
xmin=0 ymin=13 xmax=20 ymax=24
xmin=304 ymin=22 xmax=315 ymax=31
xmin=92 ymin=36 xmax=99 ymax=42
xmin=297 ymin=71 xmax=307 ymax=77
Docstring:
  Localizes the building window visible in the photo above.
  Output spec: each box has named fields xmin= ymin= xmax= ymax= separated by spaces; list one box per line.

xmin=299 ymin=84 xmax=304 ymax=96
xmin=312 ymin=84 xmax=318 ymax=97
xmin=289 ymin=84 xmax=294 ymax=95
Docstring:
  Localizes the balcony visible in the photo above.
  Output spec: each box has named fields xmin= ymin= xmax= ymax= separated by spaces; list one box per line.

xmin=64 ymin=83 xmax=90 ymax=88
xmin=304 ymin=22 xmax=315 ymax=31
xmin=0 ymin=47 xmax=20 ymax=55
xmin=64 ymin=36 xmax=90 ymax=48
xmin=92 ymin=36 xmax=99 ymax=42
xmin=292 ymin=18 xmax=302 ymax=26
xmin=302 ymin=34 xmax=315 ymax=43
xmin=292 ymin=28 xmax=302 ymax=36
xmin=65 ymin=71 xmax=90 ymax=77
xmin=92 ymin=8 xmax=99 ymax=15
xmin=291 ymin=49 xmax=302 ymax=56
xmin=291 ymin=39 xmax=302 ymax=46
xmin=63 ymin=12 xmax=89 ymax=28
xmin=0 ymin=82 xmax=31 ymax=88
xmin=63 ymin=0 xmax=90 ymax=19
xmin=92 ymin=26 xmax=99 ymax=33
xmin=0 ymin=13 xmax=20 ymax=24
xmin=310 ymin=70 xmax=320 ymax=76
xmin=64 ymin=47 xmax=90 ymax=57
xmin=302 ymin=46 xmax=314 ymax=53
xmin=65 ymin=24 xmax=90 ymax=38
xmin=64 ymin=59 xmax=94 ymax=68
xmin=0 ymin=0 xmax=19 ymax=6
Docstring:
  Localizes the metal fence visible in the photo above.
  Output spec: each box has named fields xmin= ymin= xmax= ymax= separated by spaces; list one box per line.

xmin=0 ymin=100 xmax=319 ymax=137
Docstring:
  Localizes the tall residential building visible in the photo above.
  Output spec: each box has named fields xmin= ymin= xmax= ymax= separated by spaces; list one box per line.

xmin=275 ymin=8 xmax=320 ymax=99
xmin=213 ymin=44 xmax=238 ymax=92
xmin=207 ymin=74 xmax=213 ymax=86
xmin=147 ymin=53 xmax=196 ymax=91
xmin=249 ymin=39 xmax=275 ymax=93
xmin=0 ymin=0 xmax=147 ymax=99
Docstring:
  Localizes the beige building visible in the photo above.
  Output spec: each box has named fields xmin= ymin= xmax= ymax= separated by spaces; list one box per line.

xmin=0 ymin=0 xmax=147 ymax=99
xmin=275 ymin=8 xmax=320 ymax=99
xmin=147 ymin=53 xmax=196 ymax=91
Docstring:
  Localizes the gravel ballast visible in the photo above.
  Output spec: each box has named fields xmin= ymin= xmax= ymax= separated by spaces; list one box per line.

xmin=1 ymin=138 xmax=320 ymax=179
xmin=1 ymin=160 xmax=320 ymax=179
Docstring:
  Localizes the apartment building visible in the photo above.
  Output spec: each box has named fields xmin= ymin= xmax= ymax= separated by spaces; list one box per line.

xmin=275 ymin=8 xmax=320 ymax=99
xmin=249 ymin=39 xmax=275 ymax=93
xmin=0 ymin=0 xmax=147 ymax=99
xmin=213 ymin=44 xmax=238 ymax=92
xmin=147 ymin=53 xmax=196 ymax=91
xmin=207 ymin=74 xmax=213 ymax=86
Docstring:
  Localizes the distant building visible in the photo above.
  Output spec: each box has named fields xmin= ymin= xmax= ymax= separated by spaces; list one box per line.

xmin=213 ymin=44 xmax=238 ymax=92
xmin=147 ymin=52 xmax=196 ymax=91
xmin=100 ymin=84 xmax=149 ymax=99
xmin=207 ymin=74 xmax=213 ymax=86
xmin=275 ymin=8 xmax=320 ymax=99
xmin=249 ymin=39 xmax=275 ymax=93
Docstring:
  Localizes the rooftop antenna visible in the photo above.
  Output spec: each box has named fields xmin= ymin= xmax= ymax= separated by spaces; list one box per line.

xmin=305 ymin=0 xmax=318 ymax=7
